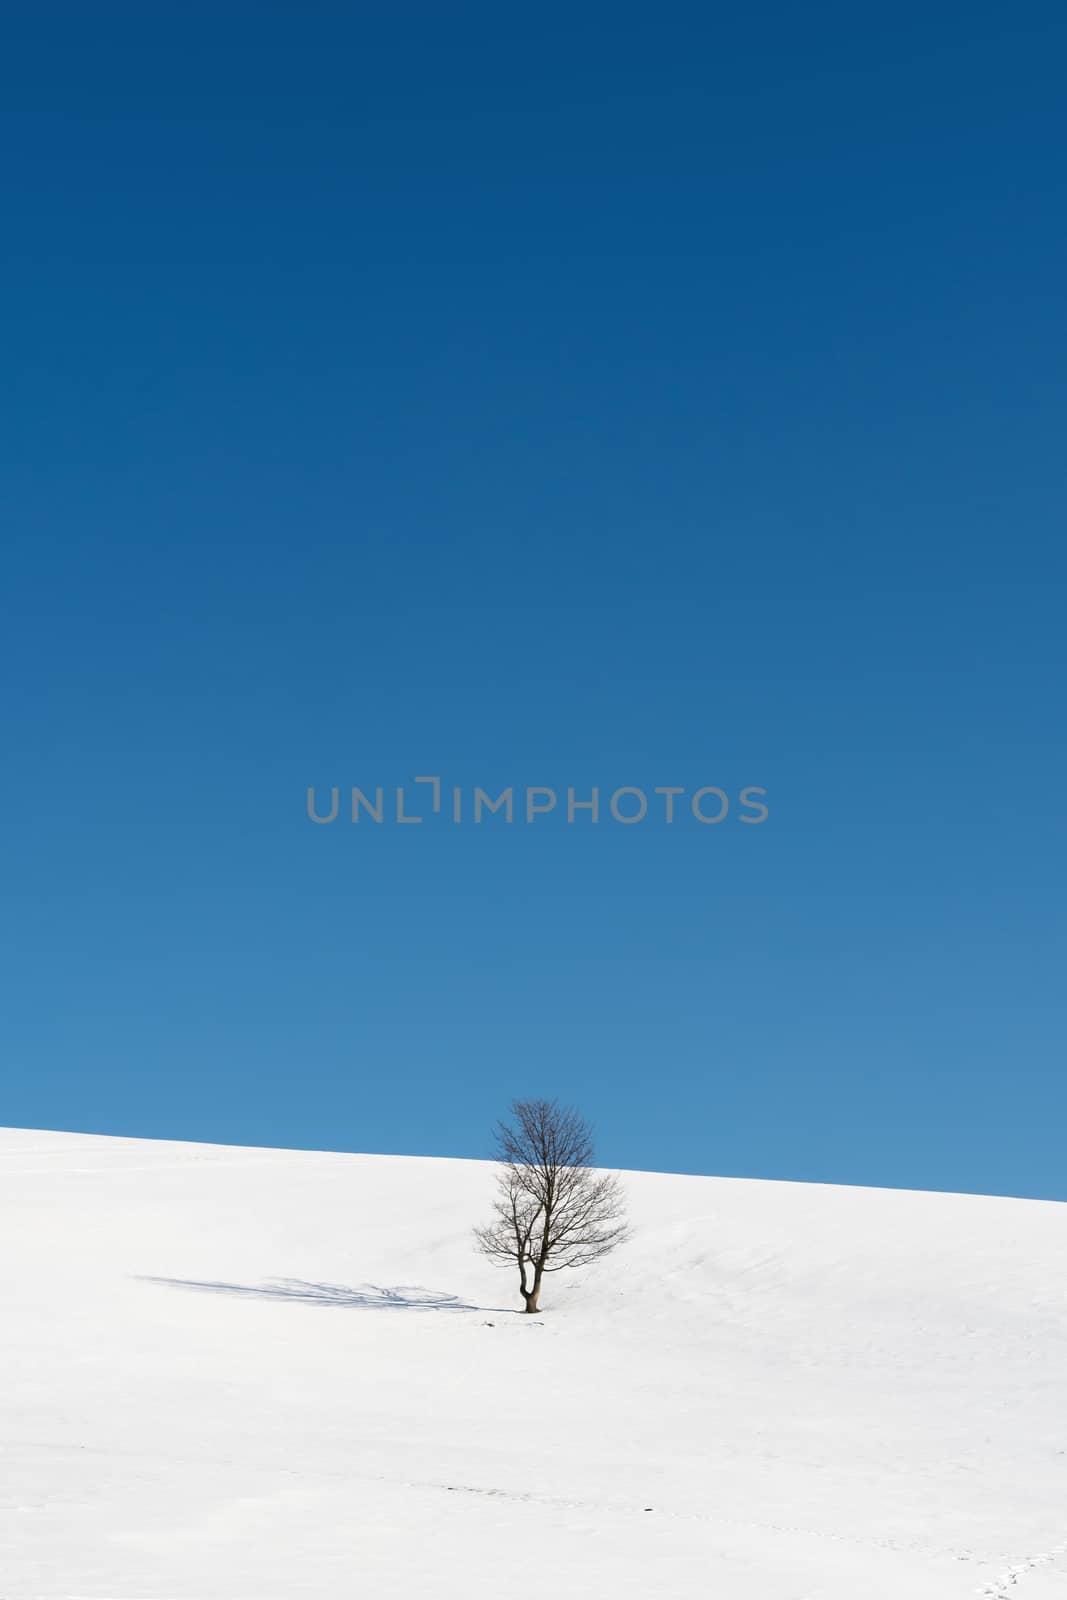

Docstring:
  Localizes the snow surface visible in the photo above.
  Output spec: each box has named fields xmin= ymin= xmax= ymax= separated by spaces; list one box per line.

xmin=2 ymin=1126 xmax=1066 ymax=1599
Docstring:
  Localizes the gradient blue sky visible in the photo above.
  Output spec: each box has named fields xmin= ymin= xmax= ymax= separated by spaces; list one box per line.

xmin=3 ymin=5 xmax=1065 ymax=1198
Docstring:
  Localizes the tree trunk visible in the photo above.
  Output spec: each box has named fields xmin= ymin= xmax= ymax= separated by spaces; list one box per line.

xmin=521 ymin=1287 xmax=540 ymax=1313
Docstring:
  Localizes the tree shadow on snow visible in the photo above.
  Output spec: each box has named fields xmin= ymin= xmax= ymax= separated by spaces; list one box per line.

xmin=137 ymin=1276 xmax=511 ymax=1312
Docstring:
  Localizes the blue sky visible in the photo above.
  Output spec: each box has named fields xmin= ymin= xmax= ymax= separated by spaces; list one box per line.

xmin=3 ymin=5 xmax=1065 ymax=1198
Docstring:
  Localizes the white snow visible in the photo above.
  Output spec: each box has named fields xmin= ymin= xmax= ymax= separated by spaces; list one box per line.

xmin=2 ymin=1126 xmax=1066 ymax=1599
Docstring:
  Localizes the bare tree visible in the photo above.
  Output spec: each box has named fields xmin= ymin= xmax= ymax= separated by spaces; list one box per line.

xmin=474 ymin=1098 xmax=628 ymax=1313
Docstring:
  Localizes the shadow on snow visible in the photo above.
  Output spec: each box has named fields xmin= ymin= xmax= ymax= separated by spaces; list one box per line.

xmin=136 ymin=1276 xmax=509 ymax=1311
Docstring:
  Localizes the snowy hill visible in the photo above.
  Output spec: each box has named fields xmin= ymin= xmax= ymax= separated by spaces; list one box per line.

xmin=3 ymin=1127 xmax=1066 ymax=1599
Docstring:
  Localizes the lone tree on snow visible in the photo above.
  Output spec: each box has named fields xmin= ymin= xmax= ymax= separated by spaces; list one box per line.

xmin=474 ymin=1098 xmax=628 ymax=1313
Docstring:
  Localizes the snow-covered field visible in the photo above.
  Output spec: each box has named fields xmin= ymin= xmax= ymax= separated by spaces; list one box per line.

xmin=2 ymin=1127 xmax=1065 ymax=1599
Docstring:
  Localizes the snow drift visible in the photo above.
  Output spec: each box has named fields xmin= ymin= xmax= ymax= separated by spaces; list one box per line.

xmin=3 ymin=1126 xmax=1065 ymax=1598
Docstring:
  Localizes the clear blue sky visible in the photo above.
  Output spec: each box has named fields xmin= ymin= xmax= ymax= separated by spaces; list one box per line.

xmin=3 ymin=5 xmax=1065 ymax=1199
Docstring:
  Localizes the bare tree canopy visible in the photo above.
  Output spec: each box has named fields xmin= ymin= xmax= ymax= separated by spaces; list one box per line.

xmin=474 ymin=1098 xmax=629 ymax=1313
